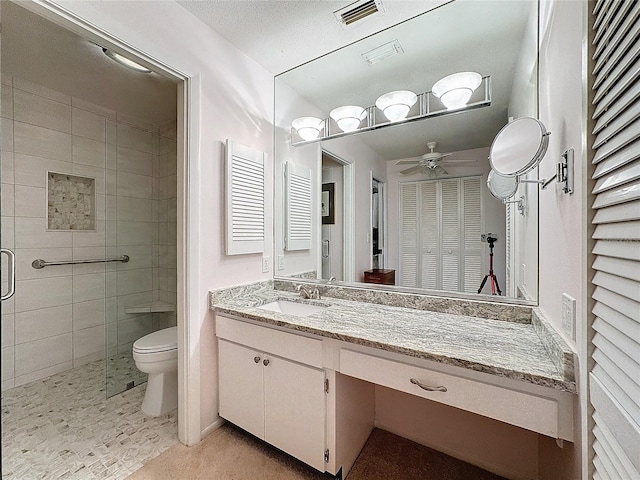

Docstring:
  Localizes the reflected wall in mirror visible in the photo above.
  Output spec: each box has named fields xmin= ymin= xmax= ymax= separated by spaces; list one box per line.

xmin=274 ymin=0 xmax=540 ymax=302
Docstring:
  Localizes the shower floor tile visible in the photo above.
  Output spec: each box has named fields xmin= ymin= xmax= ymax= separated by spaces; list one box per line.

xmin=1 ymin=357 xmax=178 ymax=480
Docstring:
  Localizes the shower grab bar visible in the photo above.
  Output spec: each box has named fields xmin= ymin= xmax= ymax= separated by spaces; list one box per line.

xmin=32 ymin=255 xmax=130 ymax=269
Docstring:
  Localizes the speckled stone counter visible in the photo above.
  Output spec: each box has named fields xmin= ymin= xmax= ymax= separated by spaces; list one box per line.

xmin=209 ymin=281 xmax=577 ymax=394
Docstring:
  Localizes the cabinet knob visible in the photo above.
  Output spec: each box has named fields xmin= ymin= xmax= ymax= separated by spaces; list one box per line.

xmin=254 ymin=356 xmax=261 ymax=363
xmin=263 ymin=359 xmax=270 ymax=366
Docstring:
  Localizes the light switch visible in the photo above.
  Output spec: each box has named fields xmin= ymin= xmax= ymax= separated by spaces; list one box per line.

xmin=262 ymin=256 xmax=270 ymax=273
xmin=562 ymin=293 xmax=576 ymax=340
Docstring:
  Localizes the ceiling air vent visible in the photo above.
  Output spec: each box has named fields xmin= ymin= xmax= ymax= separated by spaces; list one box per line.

xmin=334 ymin=0 xmax=385 ymax=27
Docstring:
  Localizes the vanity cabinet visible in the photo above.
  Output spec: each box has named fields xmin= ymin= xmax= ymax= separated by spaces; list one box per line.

xmin=217 ymin=315 xmax=327 ymax=472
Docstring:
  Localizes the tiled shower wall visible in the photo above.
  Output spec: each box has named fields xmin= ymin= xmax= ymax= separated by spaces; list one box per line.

xmin=1 ymin=76 xmax=177 ymax=391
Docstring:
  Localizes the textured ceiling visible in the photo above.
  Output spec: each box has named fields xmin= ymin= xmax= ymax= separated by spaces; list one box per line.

xmin=176 ymin=0 xmax=448 ymax=75
xmin=2 ymin=2 xmax=178 ymax=125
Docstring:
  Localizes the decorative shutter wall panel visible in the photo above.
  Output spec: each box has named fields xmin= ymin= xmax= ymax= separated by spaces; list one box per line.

xmin=285 ymin=162 xmax=312 ymax=251
xmin=225 ymin=140 xmax=265 ymax=255
xmin=590 ymin=0 xmax=640 ymax=477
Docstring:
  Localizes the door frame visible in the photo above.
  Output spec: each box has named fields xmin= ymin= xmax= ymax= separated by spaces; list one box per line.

xmin=13 ymin=0 xmax=201 ymax=446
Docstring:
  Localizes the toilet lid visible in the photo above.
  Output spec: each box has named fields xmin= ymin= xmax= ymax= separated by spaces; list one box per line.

xmin=133 ymin=326 xmax=177 ymax=353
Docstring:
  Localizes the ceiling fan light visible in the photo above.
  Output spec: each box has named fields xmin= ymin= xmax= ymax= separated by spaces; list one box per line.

xmin=330 ymin=105 xmax=367 ymax=132
xmin=432 ymin=72 xmax=482 ymax=109
xmin=375 ymin=90 xmax=417 ymax=122
xmin=291 ymin=116 xmax=325 ymax=141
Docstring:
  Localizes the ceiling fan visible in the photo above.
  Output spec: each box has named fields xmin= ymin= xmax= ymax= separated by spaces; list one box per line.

xmin=396 ymin=141 xmax=454 ymax=176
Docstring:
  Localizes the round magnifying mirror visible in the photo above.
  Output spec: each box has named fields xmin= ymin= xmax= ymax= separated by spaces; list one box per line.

xmin=487 ymin=169 xmax=518 ymax=200
xmin=489 ymin=117 xmax=549 ymax=177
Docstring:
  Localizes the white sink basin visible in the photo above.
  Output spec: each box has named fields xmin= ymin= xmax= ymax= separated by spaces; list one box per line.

xmin=258 ymin=300 xmax=328 ymax=317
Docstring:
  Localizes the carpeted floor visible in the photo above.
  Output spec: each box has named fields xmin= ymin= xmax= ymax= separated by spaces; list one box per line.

xmin=127 ymin=423 xmax=506 ymax=480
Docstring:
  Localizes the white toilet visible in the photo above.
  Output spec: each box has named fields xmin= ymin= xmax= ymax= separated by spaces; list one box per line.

xmin=133 ymin=326 xmax=178 ymax=416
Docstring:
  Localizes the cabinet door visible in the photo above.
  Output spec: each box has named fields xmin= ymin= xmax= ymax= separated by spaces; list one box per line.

xmin=264 ymin=356 xmax=326 ymax=471
xmin=218 ymin=339 xmax=265 ymax=439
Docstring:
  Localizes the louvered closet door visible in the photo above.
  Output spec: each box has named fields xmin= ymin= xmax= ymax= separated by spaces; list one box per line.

xmin=419 ymin=181 xmax=438 ymax=289
xmin=400 ymin=183 xmax=419 ymax=287
xmin=440 ymin=179 xmax=460 ymax=291
xmin=462 ymin=177 xmax=483 ymax=293
xmin=590 ymin=1 xmax=640 ymax=478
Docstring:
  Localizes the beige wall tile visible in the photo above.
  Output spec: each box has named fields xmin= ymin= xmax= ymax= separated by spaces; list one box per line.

xmin=72 ymin=107 xmax=106 ymax=142
xmin=116 ymin=171 xmax=153 ymax=199
xmin=72 ymin=272 xmax=106 ymax=303
xmin=3 ymin=118 xmax=14 ymax=152
xmin=14 ymin=185 xmax=45 ymax=218
xmin=1 ymin=346 xmax=14 ymax=381
xmin=71 ymin=163 xmax=105 ymax=194
xmin=13 ymin=78 xmax=71 ymax=105
xmin=71 ymin=97 xmax=116 ymax=120
xmin=1 ymin=84 xmax=13 ymax=119
xmin=117 ymin=268 xmax=152 ymax=296
xmin=116 ymin=113 xmax=153 ymax=132
xmin=14 ymin=361 xmax=72 ymax=387
xmin=15 ymin=305 xmax=72 ymax=344
xmin=14 ymin=247 xmax=72 ymax=280
xmin=73 ymin=299 xmax=105 ymax=331
xmin=14 ymin=153 xmax=72 ymax=188
xmin=116 ymin=146 xmax=153 ymax=176
xmin=13 ymin=89 xmax=71 ymax=133
xmin=117 ymin=221 xmax=155 ymax=246
xmin=72 ymin=220 xmax=106 ymax=247
xmin=1 ymin=216 xmax=14 ymax=249
xmin=14 ymin=334 xmax=72 ymax=376
xmin=2 ymin=151 xmax=15 ymax=184
xmin=71 ymin=246 xmax=107 ymax=275
xmin=2 ymin=183 xmax=14 ymax=216
xmin=117 ymin=314 xmax=152 ymax=346
xmin=106 ymin=120 xmax=117 ymax=145
xmin=73 ymin=325 xmax=104 ymax=359
xmin=116 ymin=122 xmax=153 ymax=153
xmin=15 ymin=217 xmax=72 ymax=248
xmin=72 ymin=136 xmax=105 ymax=168
xmin=106 ymin=143 xmax=117 ymax=170
xmin=14 ymin=276 xmax=72 ymax=313
xmin=1 ymin=314 xmax=14 ymax=348
xmin=116 ymin=292 xmax=153 ymax=321
xmin=14 ymin=122 xmax=71 ymax=162
xmin=116 ymin=196 xmax=153 ymax=222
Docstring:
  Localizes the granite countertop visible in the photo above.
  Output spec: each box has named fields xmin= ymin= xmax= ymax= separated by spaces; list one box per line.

xmin=210 ymin=283 xmax=577 ymax=394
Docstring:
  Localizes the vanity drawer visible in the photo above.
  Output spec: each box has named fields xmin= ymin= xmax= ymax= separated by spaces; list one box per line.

xmin=216 ymin=314 xmax=323 ymax=368
xmin=339 ymin=349 xmax=559 ymax=438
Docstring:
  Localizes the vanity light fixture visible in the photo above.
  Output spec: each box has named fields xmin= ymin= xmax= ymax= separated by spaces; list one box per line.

xmin=291 ymin=117 xmax=325 ymax=141
xmin=431 ymin=71 xmax=482 ymax=110
xmin=375 ymin=90 xmax=418 ymax=122
xmin=329 ymin=106 xmax=367 ymax=132
xmin=102 ymin=48 xmax=152 ymax=73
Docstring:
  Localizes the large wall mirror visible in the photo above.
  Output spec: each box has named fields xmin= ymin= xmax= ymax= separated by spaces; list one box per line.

xmin=274 ymin=0 xmax=539 ymax=303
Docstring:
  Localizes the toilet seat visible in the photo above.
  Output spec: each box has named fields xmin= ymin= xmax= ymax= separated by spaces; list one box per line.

xmin=133 ymin=326 xmax=177 ymax=354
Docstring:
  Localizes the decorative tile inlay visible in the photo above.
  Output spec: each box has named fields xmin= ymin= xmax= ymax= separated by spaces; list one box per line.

xmin=1 ymin=357 xmax=178 ymax=480
xmin=47 ymin=172 xmax=96 ymax=230
xmin=209 ymin=281 xmax=577 ymax=393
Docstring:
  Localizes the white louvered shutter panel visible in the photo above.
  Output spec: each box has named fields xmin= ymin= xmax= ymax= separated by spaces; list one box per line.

xmin=462 ymin=177 xmax=483 ymax=293
xmin=590 ymin=1 xmax=640 ymax=478
xmin=225 ymin=140 xmax=265 ymax=255
xmin=419 ymin=181 xmax=438 ymax=290
xmin=400 ymin=182 xmax=418 ymax=287
xmin=285 ymin=162 xmax=313 ymax=251
xmin=440 ymin=179 xmax=460 ymax=291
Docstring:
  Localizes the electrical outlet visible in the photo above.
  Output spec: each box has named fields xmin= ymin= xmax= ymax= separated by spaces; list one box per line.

xmin=562 ymin=293 xmax=576 ymax=340
xmin=366 ymin=232 xmax=371 ymax=244
xmin=277 ymin=255 xmax=284 ymax=271
xmin=262 ymin=256 xmax=270 ymax=273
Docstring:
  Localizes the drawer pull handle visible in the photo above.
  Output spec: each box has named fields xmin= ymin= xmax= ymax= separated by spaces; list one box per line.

xmin=410 ymin=378 xmax=447 ymax=392
xmin=263 ymin=359 xmax=270 ymax=366
xmin=254 ymin=356 xmax=261 ymax=363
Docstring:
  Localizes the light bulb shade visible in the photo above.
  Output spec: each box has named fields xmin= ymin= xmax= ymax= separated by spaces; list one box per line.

xmin=375 ymin=90 xmax=417 ymax=122
xmin=103 ymin=48 xmax=151 ymax=73
xmin=291 ymin=116 xmax=325 ymax=141
xmin=330 ymin=106 xmax=367 ymax=132
xmin=431 ymin=72 xmax=482 ymax=109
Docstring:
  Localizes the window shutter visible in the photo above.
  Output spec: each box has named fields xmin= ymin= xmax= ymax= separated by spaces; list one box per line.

xmin=590 ymin=1 xmax=640 ymax=477
xmin=225 ymin=140 xmax=265 ymax=255
xmin=285 ymin=162 xmax=312 ymax=251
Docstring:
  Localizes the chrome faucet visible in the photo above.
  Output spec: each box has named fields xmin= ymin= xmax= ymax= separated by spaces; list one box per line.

xmin=296 ymin=284 xmax=321 ymax=299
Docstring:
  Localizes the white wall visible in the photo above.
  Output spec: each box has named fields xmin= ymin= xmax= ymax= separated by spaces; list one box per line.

xmin=321 ymin=156 xmax=344 ymax=280
xmin=36 ymin=0 xmax=275 ymax=440
xmin=537 ymin=0 xmax=589 ymax=477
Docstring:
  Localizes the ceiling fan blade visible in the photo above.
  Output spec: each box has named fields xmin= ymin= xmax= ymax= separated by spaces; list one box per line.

xmin=400 ymin=165 xmax=424 ymax=175
xmin=435 ymin=165 xmax=449 ymax=175
xmin=440 ymin=158 xmax=476 ymax=165
xmin=396 ymin=159 xmax=420 ymax=165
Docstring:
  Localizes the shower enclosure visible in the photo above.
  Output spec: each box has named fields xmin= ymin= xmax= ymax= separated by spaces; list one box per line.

xmin=1 ymin=9 xmax=178 ymax=397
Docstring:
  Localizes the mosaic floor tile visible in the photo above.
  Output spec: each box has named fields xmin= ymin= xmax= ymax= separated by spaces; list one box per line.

xmin=1 ymin=358 xmax=178 ymax=480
